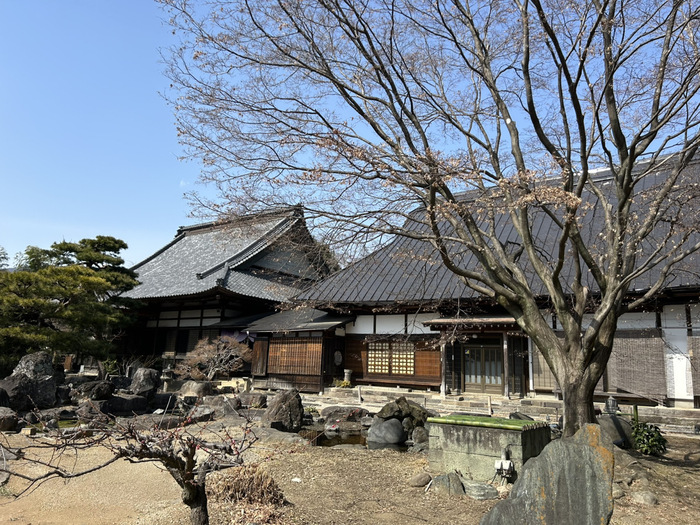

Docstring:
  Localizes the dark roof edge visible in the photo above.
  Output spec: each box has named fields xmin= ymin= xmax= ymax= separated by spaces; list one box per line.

xmin=176 ymin=205 xmax=303 ymax=236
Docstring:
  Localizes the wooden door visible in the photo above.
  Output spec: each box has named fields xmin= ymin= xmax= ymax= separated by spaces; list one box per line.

xmin=462 ymin=335 xmax=503 ymax=394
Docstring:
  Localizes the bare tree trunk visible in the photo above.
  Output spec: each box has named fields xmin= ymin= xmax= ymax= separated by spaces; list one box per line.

xmin=182 ymin=484 xmax=209 ymax=525
xmin=560 ymin=377 xmax=598 ymax=437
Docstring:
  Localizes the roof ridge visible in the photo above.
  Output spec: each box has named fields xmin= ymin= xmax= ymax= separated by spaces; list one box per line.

xmin=176 ymin=205 xmax=302 ymax=235
xmin=195 ymin=213 xmax=299 ymax=281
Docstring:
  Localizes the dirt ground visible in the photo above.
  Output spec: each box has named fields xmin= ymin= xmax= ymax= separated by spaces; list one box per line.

xmin=1 ymin=429 xmax=699 ymax=525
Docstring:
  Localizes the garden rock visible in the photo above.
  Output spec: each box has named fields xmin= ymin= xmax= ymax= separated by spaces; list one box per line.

xmin=597 ymin=414 xmax=634 ymax=449
xmin=368 ymin=417 xmax=408 ymax=444
xmin=430 ymin=472 xmax=465 ymax=496
xmin=55 ymin=385 xmax=72 ymax=405
xmin=412 ymin=425 xmax=429 ymax=444
xmin=462 ymin=480 xmax=499 ymax=500
xmin=631 ymin=491 xmax=658 ymax=505
xmin=11 ymin=351 xmax=61 ymax=381
xmin=108 ymin=393 xmax=148 ymax=415
xmin=187 ymin=406 xmax=216 ymax=424
xmin=38 ymin=407 xmax=77 ymax=421
xmin=371 ymin=396 xmax=431 ymax=445
xmin=70 ymin=380 xmax=115 ymax=403
xmin=0 ymin=407 xmax=18 ymax=431
xmin=76 ymin=400 xmax=110 ymax=420
xmin=107 ymin=374 xmax=131 ymax=390
xmin=202 ymin=394 xmax=242 ymax=416
xmin=376 ymin=396 xmax=431 ymax=425
xmin=320 ymin=405 xmax=369 ymax=423
xmin=180 ymin=380 xmax=213 ymax=398
xmin=0 ymin=388 xmax=9 ymax=408
xmin=122 ymin=413 xmax=183 ymax=430
xmin=612 ymin=484 xmax=626 ymax=499
xmin=129 ymin=368 xmax=160 ymax=400
xmin=150 ymin=392 xmax=178 ymax=411
xmin=0 ymin=374 xmax=57 ymax=411
xmin=238 ymin=392 xmax=267 ymax=408
xmin=263 ymin=389 xmax=304 ymax=432
xmin=480 ymin=424 xmax=614 ymax=525
xmin=409 ymin=472 xmax=432 ymax=487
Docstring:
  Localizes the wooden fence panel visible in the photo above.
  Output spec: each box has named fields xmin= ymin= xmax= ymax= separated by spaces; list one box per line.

xmin=268 ymin=337 xmax=323 ymax=376
xmin=609 ymin=330 xmax=666 ymax=402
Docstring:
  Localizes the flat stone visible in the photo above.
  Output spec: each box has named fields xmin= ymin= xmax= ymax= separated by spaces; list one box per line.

xmin=631 ymin=491 xmax=658 ymax=505
xmin=462 ymin=480 xmax=500 ymax=500
xmin=409 ymin=472 xmax=432 ymax=487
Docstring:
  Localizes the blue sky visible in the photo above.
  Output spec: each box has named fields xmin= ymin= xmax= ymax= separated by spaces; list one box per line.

xmin=0 ymin=1 xmax=203 ymax=267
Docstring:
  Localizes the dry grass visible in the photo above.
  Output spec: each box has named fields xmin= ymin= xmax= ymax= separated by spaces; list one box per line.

xmin=208 ymin=463 xmax=285 ymax=506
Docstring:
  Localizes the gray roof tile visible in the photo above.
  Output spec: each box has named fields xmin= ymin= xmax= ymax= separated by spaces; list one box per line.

xmin=299 ymin=158 xmax=700 ymax=307
xmin=125 ymin=209 xmax=304 ymax=302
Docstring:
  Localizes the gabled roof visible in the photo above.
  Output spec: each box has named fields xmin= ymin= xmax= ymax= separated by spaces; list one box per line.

xmin=298 ymin=157 xmax=700 ymax=309
xmin=124 ymin=207 xmax=307 ymax=302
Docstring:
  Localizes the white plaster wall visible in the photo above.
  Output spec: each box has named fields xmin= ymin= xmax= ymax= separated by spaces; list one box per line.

xmin=616 ymin=311 xmax=657 ymax=329
xmin=345 ymin=315 xmax=374 ymax=335
xmin=578 ymin=311 xmax=655 ymax=330
xmin=407 ymin=313 xmax=440 ymax=335
xmin=376 ymin=315 xmax=407 ymax=334
xmin=344 ymin=313 xmax=439 ymax=335
xmin=662 ymin=305 xmax=692 ymax=400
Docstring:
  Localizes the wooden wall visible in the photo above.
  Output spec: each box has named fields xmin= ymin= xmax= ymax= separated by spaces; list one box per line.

xmin=344 ymin=337 xmax=440 ymax=387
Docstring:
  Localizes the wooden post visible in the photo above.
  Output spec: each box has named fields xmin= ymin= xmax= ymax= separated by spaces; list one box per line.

xmin=440 ymin=343 xmax=447 ymax=398
xmin=503 ymin=335 xmax=510 ymax=399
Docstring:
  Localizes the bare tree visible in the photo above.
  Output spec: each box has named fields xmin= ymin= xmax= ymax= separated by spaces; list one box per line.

xmin=0 ymin=412 xmax=258 ymax=525
xmin=159 ymin=0 xmax=700 ymax=435
xmin=176 ymin=336 xmax=253 ymax=381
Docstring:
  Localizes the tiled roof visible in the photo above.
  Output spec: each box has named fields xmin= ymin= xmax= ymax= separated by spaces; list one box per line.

xmin=298 ymin=158 xmax=700 ymax=307
xmin=124 ymin=208 xmax=304 ymax=302
xmin=244 ymin=307 xmax=355 ymax=332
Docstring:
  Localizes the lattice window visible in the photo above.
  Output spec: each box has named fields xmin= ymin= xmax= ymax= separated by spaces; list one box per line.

xmin=391 ymin=342 xmax=415 ymax=375
xmin=367 ymin=341 xmax=415 ymax=375
xmin=367 ymin=342 xmax=390 ymax=374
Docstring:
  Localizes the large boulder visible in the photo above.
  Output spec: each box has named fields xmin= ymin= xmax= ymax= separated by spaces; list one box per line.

xmin=0 ymin=374 xmax=57 ymax=411
xmin=430 ymin=472 xmax=466 ymax=496
xmin=597 ymin=413 xmax=634 ymax=449
xmin=238 ymin=392 xmax=267 ymax=408
xmin=321 ymin=405 xmax=370 ymax=423
xmin=480 ymin=424 xmax=614 ymax=525
xmin=108 ymin=393 xmax=149 ymax=415
xmin=0 ymin=388 xmax=10 ymax=408
xmin=180 ymin=380 xmax=214 ymax=399
xmin=0 ymin=407 xmax=18 ymax=431
xmin=129 ymin=368 xmax=160 ymax=400
xmin=369 ymin=396 xmax=431 ymax=444
xmin=263 ymin=389 xmax=304 ymax=432
xmin=76 ymin=400 xmax=110 ymax=421
xmin=70 ymin=380 xmax=115 ymax=404
xmin=367 ymin=417 xmax=408 ymax=444
xmin=12 ymin=351 xmax=62 ymax=382
xmin=201 ymin=394 xmax=242 ymax=416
